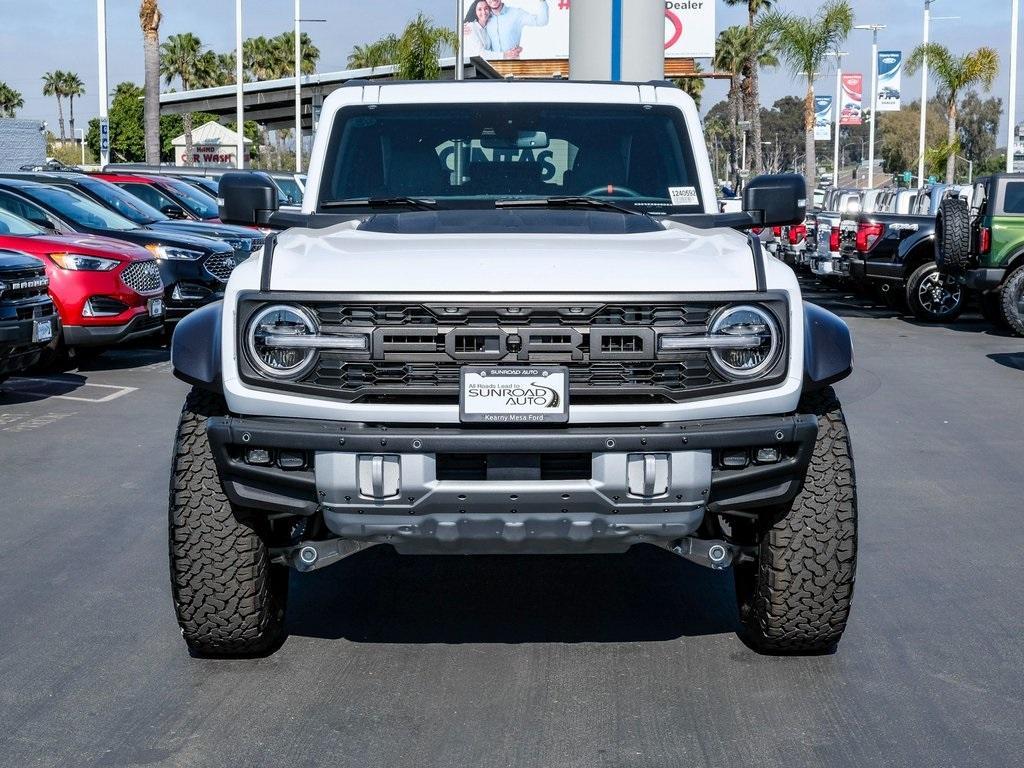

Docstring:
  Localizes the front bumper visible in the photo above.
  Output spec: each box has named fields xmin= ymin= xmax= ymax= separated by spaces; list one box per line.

xmin=63 ymin=312 xmax=164 ymax=346
xmin=207 ymin=413 xmax=818 ymax=554
xmin=963 ymin=268 xmax=1006 ymax=291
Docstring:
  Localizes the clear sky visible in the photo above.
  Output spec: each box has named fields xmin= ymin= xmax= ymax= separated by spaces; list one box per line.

xmin=0 ymin=0 xmax=1020 ymax=141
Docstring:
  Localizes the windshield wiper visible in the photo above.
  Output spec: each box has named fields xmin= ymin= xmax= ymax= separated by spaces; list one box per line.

xmin=495 ymin=196 xmax=647 ymax=217
xmin=321 ymin=197 xmax=438 ymax=211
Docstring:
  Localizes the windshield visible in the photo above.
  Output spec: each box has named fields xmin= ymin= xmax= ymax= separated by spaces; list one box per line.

xmin=274 ymin=176 xmax=303 ymax=204
xmin=28 ymin=185 xmax=137 ymax=231
xmin=0 ymin=207 xmax=46 ymax=236
xmin=318 ymin=103 xmax=704 ymax=213
xmin=79 ymin=178 xmax=164 ymax=225
xmin=159 ymin=177 xmax=220 ymax=219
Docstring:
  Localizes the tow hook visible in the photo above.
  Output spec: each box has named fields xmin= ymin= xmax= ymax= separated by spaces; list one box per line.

xmin=672 ymin=538 xmax=743 ymax=570
xmin=271 ymin=539 xmax=371 ymax=572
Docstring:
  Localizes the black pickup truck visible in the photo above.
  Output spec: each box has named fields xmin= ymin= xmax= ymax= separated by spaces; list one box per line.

xmin=841 ymin=194 xmax=962 ymax=321
xmin=0 ymin=250 xmax=59 ymax=383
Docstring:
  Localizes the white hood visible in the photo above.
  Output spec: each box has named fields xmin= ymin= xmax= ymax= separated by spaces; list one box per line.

xmin=265 ymin=220 xmax=758 ymax=294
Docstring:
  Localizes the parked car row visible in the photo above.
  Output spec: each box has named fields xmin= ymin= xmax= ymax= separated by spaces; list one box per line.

xmin=772 ymin=174 xmax=1024 ymax=333
xmin=0 ymin=169 xmax=279 ymax=379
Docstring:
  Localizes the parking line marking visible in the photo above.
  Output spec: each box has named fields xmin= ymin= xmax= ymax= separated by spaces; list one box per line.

xmin=8 ymin=378 xmax=138 ymax=404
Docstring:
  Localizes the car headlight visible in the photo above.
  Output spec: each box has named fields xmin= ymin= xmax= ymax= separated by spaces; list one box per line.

xmin=145 ymin=244 xmax=204 ymax=261
xmin=49 ymin=253 xmax=119 ymax=271
xmin=246 ymin=304 xmax=319 ymax=380
xmin=708 ymin=305 xmax=781 ymax=379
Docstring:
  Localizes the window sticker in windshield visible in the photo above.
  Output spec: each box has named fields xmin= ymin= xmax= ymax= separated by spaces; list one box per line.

xmin=669 ymin=186 xmax=699 ymax=206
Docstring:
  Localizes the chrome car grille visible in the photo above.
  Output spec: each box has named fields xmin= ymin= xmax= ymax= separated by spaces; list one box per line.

xmin=120 ymin=260 xmax=163 ymax=294
xmin=205 ymin=253 xmax=242 ymax=282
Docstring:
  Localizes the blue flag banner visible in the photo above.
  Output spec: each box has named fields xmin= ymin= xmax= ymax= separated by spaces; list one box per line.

xmin=877 ymin=50 xmax=903 ymax=112
xmin=814 ymin=95 xmax=833 ymax=142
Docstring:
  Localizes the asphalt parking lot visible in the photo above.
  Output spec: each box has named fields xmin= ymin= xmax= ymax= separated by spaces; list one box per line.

xmin=1 ymin=280 xmax=1022 ymax=768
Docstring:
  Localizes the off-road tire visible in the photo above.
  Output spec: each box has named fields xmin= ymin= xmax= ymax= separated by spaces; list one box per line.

xmin=906 ymin=262 xmax=965 ymax=322
xmin=734 ymin=387 xmax=857 ymax=654
xmin=935 ymin=197 xmax=972 ymax=270
xmin=998 ymin=265 xmax=1024 ymax=336
xmin=169 ymin=388 xmax=288 ymax=656
xmin=980 ymin=292 xmax=1010 ymax=329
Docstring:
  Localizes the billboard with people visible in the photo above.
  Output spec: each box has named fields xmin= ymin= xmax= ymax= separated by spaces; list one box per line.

xmin=461 ymin=0 xmax=715 ymax=61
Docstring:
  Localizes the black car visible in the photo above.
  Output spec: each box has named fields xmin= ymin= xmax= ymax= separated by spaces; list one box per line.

xmin=2 ymin=173 xmax=265 ymax=257
xmin=0 ymin=249 xmax=60 ymax=382
xmin=0 ymin=178 xmax=240 ymax=324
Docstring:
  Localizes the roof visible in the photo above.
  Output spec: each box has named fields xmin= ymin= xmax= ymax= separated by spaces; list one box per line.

xmin=170 ymin=121 xmax=251 ymax=148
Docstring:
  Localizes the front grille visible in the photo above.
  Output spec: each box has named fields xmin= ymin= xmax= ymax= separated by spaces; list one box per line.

xmin=0 ymin=267 xmax=48 ymax=302
xmin=121 ymin=261 xmax=162 ymax=294
xmin=227 ymin=237 xmax=265 ymax=253
xmin=16 ymin=300 xmax=54 ymax=321
xmin=205 ymin=253 xmax=241 ymax=282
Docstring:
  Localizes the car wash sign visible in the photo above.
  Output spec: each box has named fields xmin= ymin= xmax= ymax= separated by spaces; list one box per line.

xmin=814 ymin=96 xmax=833 ymax=142
xmin=877 ymin=50 xmax=903 ymax=112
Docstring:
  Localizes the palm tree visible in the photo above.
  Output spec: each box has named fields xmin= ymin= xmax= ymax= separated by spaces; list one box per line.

xmin=161 ymin=33 xmax=204 ymax=164
xmin=763 ymin=1 xmax=854 ymax=193
xmin=675 ymin=62 xmax=706 ymax=111
xmin=725 ymin=0 xmax=774 ymax=173
xmin=272 ymin=32 xmax=321 ymax=77
xmin=42 ymin=71 xmax=68 ymax=141
xmin=906 ymin=44 xmax=999 ymax=183
xmin=714 ymin=27 xmax=750 ymax=188
xmin=243 ymin=36 xmax=280 ymax=81
xmin=348 ymin=37 xmax=399 ymax=69
xmin=0 ymin=82 xmax=25 ymax=118
xmin=140 ymin=0 xmax=162 ymax=165
xmin=62 ymin=72 xmax=85 ymax=142
xmin=395 ymin=14 xmax=457 ymax=80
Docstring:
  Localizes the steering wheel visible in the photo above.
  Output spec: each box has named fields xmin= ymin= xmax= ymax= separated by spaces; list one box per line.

xmin=581 ymin=185 xmax=643 ymax=198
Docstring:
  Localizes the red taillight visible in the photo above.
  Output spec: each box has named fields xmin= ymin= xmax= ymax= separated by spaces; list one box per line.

xmin=829 ymin=227 xmax=841 ymax=252
xmin=788 ymin=224 xmax=807 ymax=245
xmin=856 ymin=222 xmax=885 ymax=253
xmin=772 ymin=226 xmax=783 ymax=238
xmin=752 ymin=227 xmax=764 ymax=235
xmin=980 ymin=227 xmax=992 ymax=254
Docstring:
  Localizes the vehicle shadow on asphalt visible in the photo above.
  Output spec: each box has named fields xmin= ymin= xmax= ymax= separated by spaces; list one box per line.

xmin=988 ymin=352 xmax=1024 ymax=371
xmin=0 ymin=374 xmax=88 ymax=404
xmin=285 ymin=544 xmax=740 ymax=644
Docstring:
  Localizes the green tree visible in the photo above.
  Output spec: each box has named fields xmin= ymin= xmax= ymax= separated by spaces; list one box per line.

xmin=675 ymin=62 xmax=706 ymax=111
xmin=140 ymin=0 xmax=163 ymax=164
xmin=349 ymin=14 xmax=455 ymax=81
xmin=62 ymin=72 xmax=86 ymax=142
xmin=906 ymin=44 xmax=999 ymax=182
xmin=0 ymin=82 xmax=24 ymax=118
xmin=714 ymin=27 xmax=750 ymax=188
xmin=348 ymin=37 xmax=400 ymax=69
xmin=762 ymin=0 xmax=854 ymax=193
xmin=42 ymin=71 xmax=68 ymax=141
xmin=724 ymin=0 xmax=775 ymax=173
xmin=271 ymin=31 xmax=320 ymax=77
xmin=161 ymin=33 xmax=205 ymax=164
xmin=86 ymin=82 xmax=146 ymax=162
xmin=957 ymin=91 xmax=1003 ymax=173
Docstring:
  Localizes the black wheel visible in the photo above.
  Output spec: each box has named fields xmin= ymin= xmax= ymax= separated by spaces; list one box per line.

xmin=935 ymin=197 xmax=972 ymax=270
xmin=906 ymin=263 xmax=964 ymax=322
xmin=734 ymin=387 xmax=857 ymax=654
xmin=169 ymin=388 xmax=288 ymax=656
xmin=998 ymin=265 xmax=1024 ymax=337
xmin=980 ymin=292 xmax=1010 ymax=329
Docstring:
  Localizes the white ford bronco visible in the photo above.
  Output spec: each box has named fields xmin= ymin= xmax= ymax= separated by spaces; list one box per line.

xmin=169 ymin=80 xmax=857 ymax=656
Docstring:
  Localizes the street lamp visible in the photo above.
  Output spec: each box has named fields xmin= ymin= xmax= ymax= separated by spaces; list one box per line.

xmin=826 ymin=50 xmax=849 ymax=188
xmin=1008 ymin=0 xmax=1020 ymax=172
xmin=455 ymin=0 xmax=466 ymax=80
xmin=236 ymin=0 xmax=244 ymax=170
xmin=917 ymin=3 xmax=960 ymax=188
xmin=96 ymin=0 xmax=109 ymax=168
xmin=855 ymin=24 xmax=885 ymax=189
xmin=294 ymin=0 xmax=326 ymax=174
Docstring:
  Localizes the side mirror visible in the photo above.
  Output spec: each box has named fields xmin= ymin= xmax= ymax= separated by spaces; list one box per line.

xmin=161 ymin=205 xmax=187 ymax=219
xmin=743 ymin=174 xmax=807 ymax=227
xmin=219 ymin=172 xmax=279 ymax=227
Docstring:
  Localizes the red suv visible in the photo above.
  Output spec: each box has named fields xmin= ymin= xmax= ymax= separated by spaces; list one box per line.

xmin=0 ymin=208 xmax=164 ymax=353
xmin=92 ymin=173 xmax=223 ymax=223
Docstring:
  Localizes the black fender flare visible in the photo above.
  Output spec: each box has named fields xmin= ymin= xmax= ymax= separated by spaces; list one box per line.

xmin=897 ymin=230 xmax=936 ymax=271
xmin=171 ymin=301 xmax=222 ymax=393
xmin=803 ymin=302 xmax=853 ymax=391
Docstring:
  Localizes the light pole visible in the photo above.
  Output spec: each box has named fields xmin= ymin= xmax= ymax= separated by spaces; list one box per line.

xmin=917 ymin=3 xmax=959 ymax=187
xmin=455 ymin=0 xmax=465 ymax=80
xmin=1008 ymin=0 xmax=1020 ymax=172
xmin=827 ymin=50 xmax=849 ymax=188
xmin=74 ymin=128 xmax=85 ymax=166
xmin=236 ymin=0 xmax=244 ymax=170
xmin=855 ymin=24 xmax=886 ymax=189
xmin=96 ymin=0 xmax=109 ymax=168
xmin=293 ymin=1 xmax=326 ymax=174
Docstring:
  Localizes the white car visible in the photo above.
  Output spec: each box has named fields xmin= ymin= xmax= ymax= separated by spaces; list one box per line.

xmin=169 ymin=80 xmax=856 ymax=657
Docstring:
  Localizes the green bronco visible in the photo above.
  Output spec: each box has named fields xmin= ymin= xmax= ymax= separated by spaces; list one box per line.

xmin=935 ymin=173 xmax=1024 ymax=335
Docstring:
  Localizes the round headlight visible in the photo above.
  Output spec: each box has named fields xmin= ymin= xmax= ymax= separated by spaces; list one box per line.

xmin=709 ymin=305 xmax=780 ymax=380
xmin=246 ymin=304 xmax=318 ymax=380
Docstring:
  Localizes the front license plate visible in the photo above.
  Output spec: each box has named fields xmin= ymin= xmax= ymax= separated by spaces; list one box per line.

xmin=460 ymin=366 xmax=569 ymax=424
xmin=149 ymin=298 xmax=165 ymax=317
xmin=33 ymin=319 xmax=54 ymax=343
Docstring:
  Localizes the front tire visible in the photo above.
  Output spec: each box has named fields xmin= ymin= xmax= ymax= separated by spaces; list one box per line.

xmin=997 ymin=266 xmax=1024 ymax=337
xmin=169 ymin=388 xmax=288 ymax=656
xmin=906 ymin=263 xmax=965 ymax=322
xmin=734 ymin=388 xmax=857 ymax=654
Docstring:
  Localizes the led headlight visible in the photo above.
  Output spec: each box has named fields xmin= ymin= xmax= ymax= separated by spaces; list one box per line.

xmin=246 ymin=304 xmax=319 ymax=380
xmin=49 ymin=253 xmax=119 ymax=271
xmin=708 ymin=305 xmax=780 ymax=380
xmin=145 ymin=244 xmax=204 ymax=261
